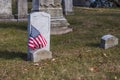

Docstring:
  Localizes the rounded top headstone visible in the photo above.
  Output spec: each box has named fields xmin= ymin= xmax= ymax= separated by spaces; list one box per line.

xmin=101 ymin=34 xmax=113 ymax=40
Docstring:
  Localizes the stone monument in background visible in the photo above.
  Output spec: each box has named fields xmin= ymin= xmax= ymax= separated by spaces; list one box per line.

xmin=0 ymin=0 xmax=13 ymax=19
xmin=17 ymin=0 xmax=28 ymax=19
xmin=32 ymin=0 xmax=72 ymax=35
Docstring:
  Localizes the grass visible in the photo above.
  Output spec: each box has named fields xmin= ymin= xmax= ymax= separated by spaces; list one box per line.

xmin=0 ymin=7 xmax=120 ymax=80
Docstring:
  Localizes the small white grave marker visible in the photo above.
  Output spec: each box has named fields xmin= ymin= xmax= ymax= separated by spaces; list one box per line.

xmin=100 ymin=34 xmax=118 ymax=49
xmin=28 ymin=12 xmax=52 ymax=62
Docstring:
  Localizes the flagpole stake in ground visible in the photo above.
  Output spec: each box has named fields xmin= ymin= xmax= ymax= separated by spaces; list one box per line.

xmin=28 ymin=12 xmax=52 ymax=62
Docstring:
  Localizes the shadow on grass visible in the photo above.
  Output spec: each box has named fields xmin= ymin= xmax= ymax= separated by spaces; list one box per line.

xmin=86 ymin=43 xmax=100 ymax=48
xmin=0 ymin=22 xmax=27 ymax=31
xmin=0 ymin=51 xmax=27 ymax=61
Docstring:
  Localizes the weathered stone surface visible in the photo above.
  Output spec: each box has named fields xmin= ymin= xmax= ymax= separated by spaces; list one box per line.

xmin=17 ymin=0 xmax=28 ymax=19
xmin=40 ymin=0 xmax=54 ymax=7
xmin=32 ymin=0 xmax=72 ymax=35
xmin=0 ymin=0 xmax=13 ymax=19
xmin=100 ymin=34 xmax=118 ymax=49
xmin=31 ymin=50 xmax=52 ymax=62
xmin=28 ymin=12 xmax=52 ymax=62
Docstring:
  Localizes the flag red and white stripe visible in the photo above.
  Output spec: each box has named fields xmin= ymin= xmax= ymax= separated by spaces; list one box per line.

xmin=28 ymin=34 xmax=47 ymax=50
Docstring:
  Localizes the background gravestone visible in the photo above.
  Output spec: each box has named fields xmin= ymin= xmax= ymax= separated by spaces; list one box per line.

xmin=32 ymin=0 xmax=72 ymax=35
xmin=28 ymin=12 xmax=52 ymax=62
xmin=62 ymin=0 xmax=73 ymax=15
xmin=0 ymin=0 xmax=13 ymax=19
xmin=17 ymin=0 xmax=28 ymax=19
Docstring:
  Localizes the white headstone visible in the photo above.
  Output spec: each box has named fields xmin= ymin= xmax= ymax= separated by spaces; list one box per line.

xmin=28 ymin=12 xmax=52 ymax=62
xmin=64 ymin=0 xmax=73 ymax=15
xmin=100 ymin=34 xmax=118 ymax=49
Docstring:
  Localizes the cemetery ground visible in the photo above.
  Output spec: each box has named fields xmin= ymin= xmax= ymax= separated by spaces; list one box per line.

xmin=0 ymin=7 xmax=120 ymax=80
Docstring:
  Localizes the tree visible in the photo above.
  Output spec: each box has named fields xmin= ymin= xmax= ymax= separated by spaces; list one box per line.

xmin=108 ymin=0 xmax=120 ymax=7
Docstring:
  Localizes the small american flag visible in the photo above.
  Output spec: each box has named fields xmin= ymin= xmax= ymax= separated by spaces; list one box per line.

xmin=28 ymin=25 xmax=47 ymax=50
